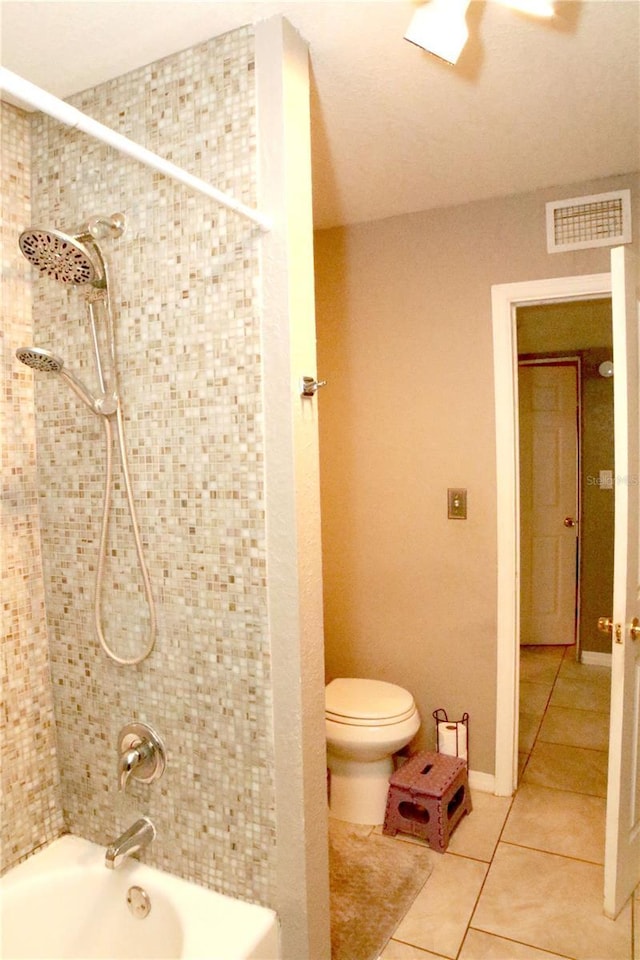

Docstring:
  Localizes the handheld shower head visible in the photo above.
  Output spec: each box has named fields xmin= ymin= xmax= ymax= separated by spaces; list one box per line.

xmin=15 ymin=345 xmax=64 ymax=373
xmin=16 ymin=345 xmax=100 ymax=414
xmin=19 ymin=228 xmax=100 ymax=285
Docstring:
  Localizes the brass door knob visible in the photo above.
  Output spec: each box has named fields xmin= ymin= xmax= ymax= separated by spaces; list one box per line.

xmin=598 ymin=617 xmax=623 ymax=643
xmin=631 ymin=618 xmax=640 ymax=641
xmin=564 ymin=517 xmax=577 ymax=527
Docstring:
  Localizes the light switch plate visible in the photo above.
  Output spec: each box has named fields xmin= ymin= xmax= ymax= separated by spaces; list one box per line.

xmin=599 ymin=469 xmax=613 ymax=489
xmin=448 ymin=488 xmax=467 ymax=519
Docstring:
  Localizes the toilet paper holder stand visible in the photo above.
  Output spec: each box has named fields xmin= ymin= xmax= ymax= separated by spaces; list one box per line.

xmin=433 ymin=708 xmax=469 ymax=766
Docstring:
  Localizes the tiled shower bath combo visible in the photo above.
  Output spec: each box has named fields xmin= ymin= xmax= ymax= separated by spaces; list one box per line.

xmin=2 ymin=25 xmax=276 ymax=911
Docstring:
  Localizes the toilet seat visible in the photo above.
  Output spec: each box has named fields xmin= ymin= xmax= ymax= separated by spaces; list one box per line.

xmin=325 ymin=678 xmax=417 ymax=727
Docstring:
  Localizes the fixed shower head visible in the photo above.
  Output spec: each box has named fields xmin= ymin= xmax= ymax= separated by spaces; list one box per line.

xmin=19 ymin=227 xmax=99 ymax=285
xmin=16 ymin=345 xmax=100 ymax=414
xmin=18 ymin=213 xmax=125 ymax=286
xmin=15 ymin=345 xmax=64 ymax=373
xmin=19 ymin=213 xmax=125 ymax=289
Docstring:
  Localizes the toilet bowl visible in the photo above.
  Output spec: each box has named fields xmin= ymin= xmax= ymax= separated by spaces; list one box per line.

xmin=325 ymin=678 xmax=421 ymax=825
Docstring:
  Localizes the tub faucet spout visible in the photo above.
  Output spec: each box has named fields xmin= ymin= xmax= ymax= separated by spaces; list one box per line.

xmin=105 ymin=816 xmax=155 ymax=870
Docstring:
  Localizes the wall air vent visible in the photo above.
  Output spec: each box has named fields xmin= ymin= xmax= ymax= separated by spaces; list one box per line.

xmin=545 ymin=189 xmax=632 ymax=254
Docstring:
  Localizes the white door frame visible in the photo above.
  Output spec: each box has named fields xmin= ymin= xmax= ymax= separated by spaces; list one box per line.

xmin=492 ymin=272 xmax=612 ymax=796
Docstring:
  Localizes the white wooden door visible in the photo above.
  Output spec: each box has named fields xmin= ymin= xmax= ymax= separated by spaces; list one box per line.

xmin=519 ymin=362 xmax=578 ymax=645
xmin=604 ymin=246 xmax=640 ymax=918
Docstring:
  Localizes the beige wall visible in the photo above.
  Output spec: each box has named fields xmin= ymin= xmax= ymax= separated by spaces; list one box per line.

xmin=315 ymin=172 xmax=638 ymax=776
xmin=581 ymin=351 xmax=615 ymax=654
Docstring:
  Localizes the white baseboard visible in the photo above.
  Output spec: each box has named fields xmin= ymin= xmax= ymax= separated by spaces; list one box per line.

xmin=469 ymin=769 xmax=496 ymax=794
xmin=580 ymin=650 xmax=612 ymax=667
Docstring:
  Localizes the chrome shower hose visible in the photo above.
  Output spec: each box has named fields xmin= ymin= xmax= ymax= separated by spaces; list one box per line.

xmin=95 ymin=406 xmax=156 ymax=665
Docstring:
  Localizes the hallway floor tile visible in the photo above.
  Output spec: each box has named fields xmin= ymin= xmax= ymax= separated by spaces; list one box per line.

xmin=522 ymin=740 xmax=608 ymax=797
xmin=537 ymin=704 xmax=609 ymax=751
xmin=501 ymin=782 xmax=606 ymax=863
xmin=377 ymin=646 xmax=636 ymax=960
xmin=471 ymin=843 xmax=631 ymax=960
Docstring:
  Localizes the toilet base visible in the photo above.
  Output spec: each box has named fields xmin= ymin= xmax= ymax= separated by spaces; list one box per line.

xmin=327 ymin=755 xmax=394 ymax=825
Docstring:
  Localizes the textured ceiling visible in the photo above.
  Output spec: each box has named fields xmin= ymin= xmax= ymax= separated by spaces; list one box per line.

xmin=1 ymin=0 xmax=638 ymax=228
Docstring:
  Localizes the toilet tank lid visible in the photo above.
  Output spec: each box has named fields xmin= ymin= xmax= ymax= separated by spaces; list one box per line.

xmin=325 ymin=678 xmax=415 ymax=721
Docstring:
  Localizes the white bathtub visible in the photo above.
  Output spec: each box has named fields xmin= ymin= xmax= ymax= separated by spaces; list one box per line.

xmin=0 ymin=835 xmax=279 ymax=960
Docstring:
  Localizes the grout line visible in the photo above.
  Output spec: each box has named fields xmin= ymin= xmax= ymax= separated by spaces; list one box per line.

xmin=535 ymin=736 xmax=609 ymax=753
xmin=452 ymin=794 xmax=516 ymax=959
xmin=517 ymin=777 xmax=607 ymax=801
xmin=499 ymin=837 xmax=605 ymax=868
xmin=465 ymin=925 xmax=576 ymax=960
xmin=537 ymin=703 xmax=611 ymax=715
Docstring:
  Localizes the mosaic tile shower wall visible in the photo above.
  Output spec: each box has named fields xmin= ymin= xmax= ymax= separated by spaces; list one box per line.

xmin=1 ymin=102 xmax=64 ymax=873
xmin=27 ymin=27 xmax=275 ymax=903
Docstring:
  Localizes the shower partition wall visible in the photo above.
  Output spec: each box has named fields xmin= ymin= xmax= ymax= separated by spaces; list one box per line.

xmin=3 ymin=20 xmax=328 ymax=958
xmin=6 ymin=25 xmax=274 ymax=901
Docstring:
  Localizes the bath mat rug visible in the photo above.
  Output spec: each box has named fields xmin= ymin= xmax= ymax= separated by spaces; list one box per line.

xmin=329 ymin=818 xmax=432 ymax=960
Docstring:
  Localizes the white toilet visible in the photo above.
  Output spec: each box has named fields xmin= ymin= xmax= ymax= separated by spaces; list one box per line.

xmin=325 ymin=677 xmax=421 ymax=825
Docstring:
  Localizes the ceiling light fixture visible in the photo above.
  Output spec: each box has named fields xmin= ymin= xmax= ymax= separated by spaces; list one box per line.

xmin=493 ymin=0 xmax=555 ymax=17
xmin=404 ymin=0 xmax=471 ymax=66
xmin=404 ymin=0 xmax=555 ymax=65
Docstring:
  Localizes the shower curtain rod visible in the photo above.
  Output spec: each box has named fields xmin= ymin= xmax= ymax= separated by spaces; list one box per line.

xmin=0 ymin=67 xmax=271 ymax=233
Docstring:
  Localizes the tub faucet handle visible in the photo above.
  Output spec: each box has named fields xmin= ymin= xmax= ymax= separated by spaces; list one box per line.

xmin=118 ymin=741 xmax=153 ymax=791
xmin=117 ymin=721 xmax=165 ymax=792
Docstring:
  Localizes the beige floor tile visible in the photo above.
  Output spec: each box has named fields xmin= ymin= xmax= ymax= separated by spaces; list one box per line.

xmin=472 ymin=844 xmax=631 ymax=960
xmin=520 ymin=646 xmax=565 ymax=684
xmin=523 ymin=741 xmax=608 ymax=797
xmin=459 ymin=928 xmax=567 ymax=959
xmin=501 ymin=782 xmax=606 ymax=863
xmin=517 ymin=752 xmax=528 ymax=780
xmin=550 ymin=674 xmax=611 ymax=712
xmin=559 ymin=657 xmax=611 ymax=682
xmin=392 ymin=791 xmax=511 ymax=864
xmin=380 ymin=940 xmax=448 ymax=959
xmin=447 ymin=791 xmax=512 ymax=862
xmin=393 ymin=853 xmax=487 ymax=959
xmin=519 ymin=712 xmax=542 ymax=753
xmin=634 ymin=895 xmax=639 ymax=960
xmin=537 ymin=704 xmax=610 ymax=751
xmin=329 ymin=817 xmax=373 ymax=837
xmin=520 ymin=681 xmax=553 ymax=719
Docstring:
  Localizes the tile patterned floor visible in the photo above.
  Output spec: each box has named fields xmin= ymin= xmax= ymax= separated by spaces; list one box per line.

xmin=374 ymin=645 xmax=637 ymax=960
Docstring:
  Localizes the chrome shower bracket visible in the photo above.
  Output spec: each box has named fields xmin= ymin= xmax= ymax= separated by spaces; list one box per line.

xmin=300 ymin=376 xmax=327 ymax=398
xmin=84 ymin=286 xmax=108 ymax=304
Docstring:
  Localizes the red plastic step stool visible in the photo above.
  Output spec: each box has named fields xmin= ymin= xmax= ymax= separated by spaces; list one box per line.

xmin=383 ymin=750 xmax=471 ymax=852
